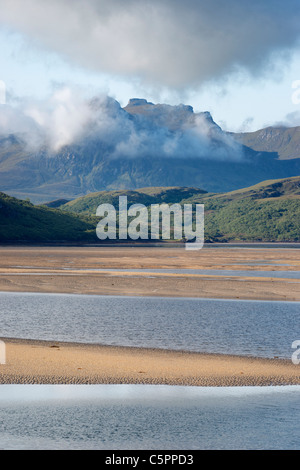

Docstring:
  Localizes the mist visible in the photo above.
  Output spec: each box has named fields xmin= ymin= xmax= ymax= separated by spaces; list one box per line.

xmin=0 ymin=87 xmax=244 ymax=161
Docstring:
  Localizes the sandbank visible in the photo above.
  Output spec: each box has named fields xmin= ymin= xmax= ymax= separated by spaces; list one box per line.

xmin=0 ymin=338 xmax=299 ymax=386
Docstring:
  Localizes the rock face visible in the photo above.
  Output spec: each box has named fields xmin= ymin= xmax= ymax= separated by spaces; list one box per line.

xmin=124 ymin=98 xmax=199 ymax=131
xmin=126 ymin=98 xmax=153 ymax=107
xmin=0 ymin=97 xmax=300 ymax=203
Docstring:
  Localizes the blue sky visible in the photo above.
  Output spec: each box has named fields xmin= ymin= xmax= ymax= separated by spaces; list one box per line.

xmin=1 ymin=0 xmax=300 ymax=132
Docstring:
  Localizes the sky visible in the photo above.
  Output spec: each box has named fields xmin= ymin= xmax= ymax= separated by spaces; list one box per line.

xmin=1 ymin=0 xmax=300 ymax=132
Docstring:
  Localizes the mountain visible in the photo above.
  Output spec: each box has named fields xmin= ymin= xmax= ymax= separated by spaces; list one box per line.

xmin=124 ymin=98 xmax=205 ymax=131
xmin=230 ymin=126 xmax=300 ymax=160
xmin=0 ymin=98 xmax=300 ymax=204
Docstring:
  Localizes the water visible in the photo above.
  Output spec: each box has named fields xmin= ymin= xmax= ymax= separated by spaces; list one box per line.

xmin=0 ymin=292 xmax=299 ymax=359
xmin=0 ymin=384 xmax=299 ymax=450
xmin=61 ymin=268 xmax=300 ymax=279
xmin=4 ymin=268 xmax=300 ymax=278
xmin=205 ymin=243 xmax=300 ymax=249
xmin=1 ymin=292 xmax=299 ymax=450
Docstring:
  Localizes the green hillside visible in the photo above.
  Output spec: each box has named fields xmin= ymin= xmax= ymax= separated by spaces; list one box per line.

xmin=1 ymin=177 xmax=299 ymax=243
xmin=215 ymin=175 xmax=300 ymax=200
xmin=59 ymin=177 xmax=300 ymax=242
xmin=183 ymin=176 xmax=300 ymax=242
xmin=59 ymin=187 xmax=207 ymax=215
xmin=0 ymin=192 xmax=97 ymax=242
xmin=204 ymin=198 xmax=300 ymax=242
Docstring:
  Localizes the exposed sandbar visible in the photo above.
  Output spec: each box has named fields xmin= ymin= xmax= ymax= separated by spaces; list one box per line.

xmin=0 ymin=338 xmax=299 ymax=387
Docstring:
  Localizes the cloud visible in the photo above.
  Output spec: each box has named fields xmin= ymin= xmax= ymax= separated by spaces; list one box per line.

xmin=236 ymin=117 xmax=255 ymax=133
xmin=273 ymin=111 xmax=300 ymax=128
xmin=0 ymin=0 xmax=299 ymax=89
xmin=0 ymin=87 xmax=93 ymax=151
xmin=0 ymin=87 xmax=244 ymax=160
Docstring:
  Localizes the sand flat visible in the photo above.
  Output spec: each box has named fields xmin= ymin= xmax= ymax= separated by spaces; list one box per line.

xmin=0 ymin=338 xmax=299 ymax=386
xmin=0 ymin=245 xmax=300 ymax=301
xmin=1 ymin=245 xmax=300 ymax=385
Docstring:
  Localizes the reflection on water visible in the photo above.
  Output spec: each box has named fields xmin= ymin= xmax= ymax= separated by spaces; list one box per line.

xmin=0 ymin=292 xmax=299 ymax=359
xmin=0 ymin=385 xmax=299 ymax=450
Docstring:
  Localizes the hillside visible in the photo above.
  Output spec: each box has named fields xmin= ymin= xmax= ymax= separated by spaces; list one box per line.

xmin=198 ymin=175 xmax=300 ymax=203
xmin=1 ymin=177 xmax=299 ymax=243
xmin=191 ymin=177 xmax=300 ymax=241
xmin=56 ymin=176 xmax=300 ymax=243
xmin=0 ymin=192 xmax=97 ymax=242
xmin=59 ymin=187 xmax=207 ymax=215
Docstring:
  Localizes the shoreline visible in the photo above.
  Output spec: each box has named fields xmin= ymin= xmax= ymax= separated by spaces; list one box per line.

xmin=1 ymin=246 xmax=300 ymax=386
xmin=0 ymin=338 xmax=299 ymax=387
xmin=0 ymin=273 xmax=299 ymax=301
xmin=1 ymin=289 xmax=300 ymax=304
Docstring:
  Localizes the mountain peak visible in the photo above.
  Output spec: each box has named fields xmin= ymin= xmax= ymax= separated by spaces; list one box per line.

xmin=123 ymin=99 xmax=196 ymax=131
xmin=127 ymin=98 xmax=154 ymax=107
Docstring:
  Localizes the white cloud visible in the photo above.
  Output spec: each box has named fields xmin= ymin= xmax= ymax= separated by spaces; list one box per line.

xmin=273 ymin=111 xmax=300 ymax=128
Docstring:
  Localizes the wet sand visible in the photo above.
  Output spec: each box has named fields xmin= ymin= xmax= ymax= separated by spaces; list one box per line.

xmin=0 ymin=245 xmax=300 ymax=301
xmin=0 ymin=245 xmax=300 ymax=386
xmin=1 ymin=338 xmax=299 ymax=386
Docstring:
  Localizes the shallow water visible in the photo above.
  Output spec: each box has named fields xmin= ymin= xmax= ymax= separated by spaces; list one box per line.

xmin=5 ymin=268 xmax=300 ymax=278
xmin=0 ymin=292 xmax=299 ymax=359
xmin=62 ymin=268 xmax=300 ymax=279
xmin=0 ymin=384 xmax=299 ymax=450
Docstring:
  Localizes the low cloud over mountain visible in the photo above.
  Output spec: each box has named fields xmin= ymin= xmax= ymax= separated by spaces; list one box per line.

xmin=0 ymin=93 xmax=299 ymax=203
xmin=0 ymin=89 xmax=244 ymax=161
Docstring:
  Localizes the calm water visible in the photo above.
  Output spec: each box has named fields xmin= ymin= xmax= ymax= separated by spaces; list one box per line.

xmin=0 ymin=384 xmax=299 ymax=450
xmin=0 ymin=292 xmax=299 ymax=359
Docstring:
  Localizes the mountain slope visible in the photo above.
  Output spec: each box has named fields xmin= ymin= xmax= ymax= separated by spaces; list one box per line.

xmin=230 ymin=126 xmax=300 ymax=160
